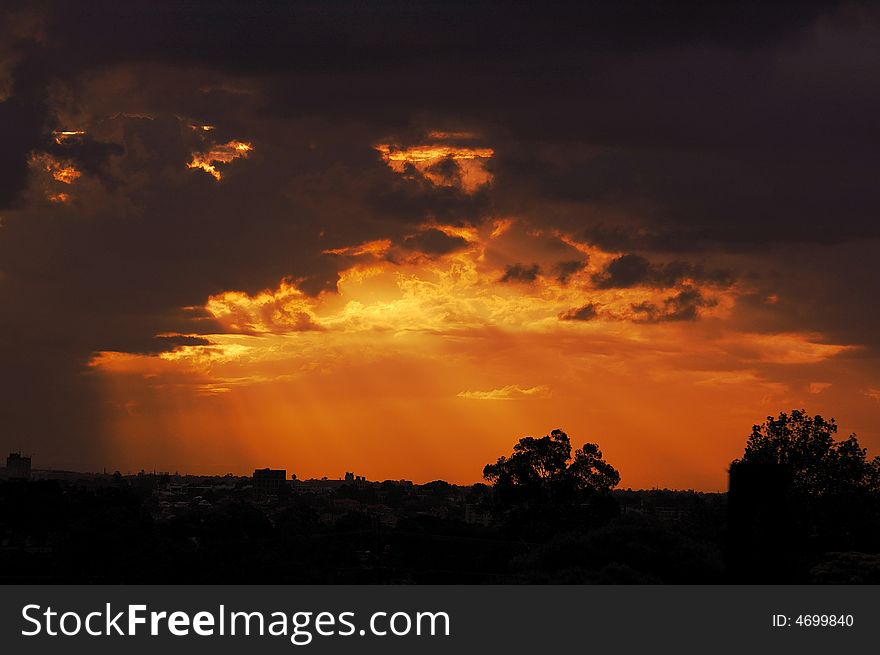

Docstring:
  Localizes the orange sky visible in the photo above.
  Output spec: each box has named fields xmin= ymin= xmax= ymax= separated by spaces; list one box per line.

xmin=78 ymin=138 xmax=880 ymax=489
xmin=5 ymin=5 xmax=880 ymax=490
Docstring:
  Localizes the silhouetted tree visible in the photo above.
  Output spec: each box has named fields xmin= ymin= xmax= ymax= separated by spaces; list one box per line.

xmin=736 ymin=410 xmax=880 ymax=495
xmin=483 ymin=429 xmax=620 ymax=539
xmin=728 ymin=409 xmax=880 ymax=581
xmin=569 ymin=442 xmax=622 ymax=493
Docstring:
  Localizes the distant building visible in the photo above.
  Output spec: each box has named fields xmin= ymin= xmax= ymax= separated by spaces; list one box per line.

xmin=6 ymin=453 xmax=31 ymax=480
xmin=253 ymin=468 xmax=286 ymax=495
xmin=344 ymin=471 xmax=368 ymax=488
xmin=295 ymin=478 xmax=346 ymax=494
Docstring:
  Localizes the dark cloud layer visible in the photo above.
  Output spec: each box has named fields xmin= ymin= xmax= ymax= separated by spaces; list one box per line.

xmin=500 ymin=264 xmax=541 ymax=284
xmin=402 ymin=228 xmax=469 ymax=257
xmin=559 ymin=303 xmax=599 ymax=322
xmin=1 ymin=1 xmax=879 ymax=468
xmin=555 ymin=260 xmax=588 ymax=284
xmin=631 ymin=288 xmax=718 ymax=323
xmin=593 ymin=254 xmax=732 ymax=289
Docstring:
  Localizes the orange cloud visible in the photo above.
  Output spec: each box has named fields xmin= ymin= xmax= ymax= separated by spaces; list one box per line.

xmin=205 ymin=281 xmax=319 ymax=334
xmin=375 ymin=141 xmax=494 ymax=193
xmin=187 ymin=140 xmax=253 ymax=180
xmin=323 ymin=239 xmax=392 ymax=257
xmin=88 ymin=220 xmax=866 ymax=489
xmin=29 ymin=152 xmax=83 ymax=203
xmin=30 ymin=153 xmax=82 ymax=184
xmin=52 ymin=130 xmax=86 ymax=144
xmin=458 ymin=385 xmax=551 ymax=401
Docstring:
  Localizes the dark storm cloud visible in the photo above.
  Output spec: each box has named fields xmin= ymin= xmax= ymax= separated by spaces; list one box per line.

xmin=559 ymin=303 xmax=599 ymax=322
xmin=47 ymin=135 xmax=125 ymax=179
xmin=403 ymin=228 xmax=469 ymax=256
xmin=0 ymin=52 xmax=51 ymax=209
xmin=555 ymin=259 xmax=588 ymax=284
xmin=0 ymin=0 xmax=878 ymax=468
xmin=367 ymin=169 xmax=492 ymax=225
xmin=631 ymin=288 xmax=718 ymax=323
xmin=2 ymin=1 xmax=870 ymax=216
xmin=150 ymin=335 xmax=212 ymax=353
xmin=424 ymin=157 xmax=461 ymax=187
xmin=593 ymin=254 xmax=732 ymax=289
xmin=500 ymin=264 xmax=541 ymax=284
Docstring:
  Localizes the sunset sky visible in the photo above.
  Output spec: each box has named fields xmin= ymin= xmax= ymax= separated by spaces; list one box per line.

xmin=2 ymin=2 xmax=880 ymax=489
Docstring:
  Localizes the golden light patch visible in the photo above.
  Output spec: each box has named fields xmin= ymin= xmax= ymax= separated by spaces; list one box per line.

xmin=29 ymin=153 xmax=82 ymax=202
xmin=30 ymin=153 xmax=82 ymax=184
xmin=52 ymin=130 xmax=86 ymax=145
xmin=206 ymin=281 xmax=318 ymax=334
xmin=724 ymin=332 xmax=854 ymax=365
xmin=323 ymin=239 xmax=392 ymax=257
xmin=159 ymin=342 xmax=253 ymax=365
xmin=425 ymin=223 xmax=479 ymax=242
xmin=375 ymin=142 xmax=494 ymax=193
xmin=490 ymin=218 xmax=513 ymax=239
xmin=52 ymin=166 xmax=81 ymax=184
xmin=457 ymin=385 xmax=551 ymax=401
xmin=191 ymin=225 xmax=743 ymax=340
xmin=187 ymin=140 xmax=253 ymax=180
xmin=376 ymin=144 xmax=494 ymax=165
xmin=88 ymin=221 xmax=868 ymax=488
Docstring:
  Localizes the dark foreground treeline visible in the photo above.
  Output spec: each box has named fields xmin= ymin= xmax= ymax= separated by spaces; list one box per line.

xmin=1 ymin=409 xmax=879 ymax=584
xmin=0 ymin=479 xmax=729 ymax=584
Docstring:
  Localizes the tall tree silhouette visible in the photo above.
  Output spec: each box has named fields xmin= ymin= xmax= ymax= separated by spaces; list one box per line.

xmin=728 ymin=410 xmax=880 ymax=581
xmin=483 ymin=429 xmax=620 ymax=539
xmin=737 ymin=410 xmax=880 ymax=495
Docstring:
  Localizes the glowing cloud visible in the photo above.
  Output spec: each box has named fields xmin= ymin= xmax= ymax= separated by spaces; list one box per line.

xmin=457 ymin=385 xmax=551 ymax=401
xmin=323 ymin=239 xmax=393 ymax=257
xmin=30 ymin=153 xmax=82 ymax=184
xmin=375 ymin=139 xmax=494 ymax=193
xmin=52 ymin=130 xmax=86 ymax=144
xmin=87 ymin=220 xmax=863 ymax=488
xmin=187 ymin=140 xmax=253 ymax=180
xmin=205 ymin=281 xmax=319 ymax=334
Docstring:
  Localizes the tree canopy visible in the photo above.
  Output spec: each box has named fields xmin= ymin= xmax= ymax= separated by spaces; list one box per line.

xmin=733 ymin=409 xmax=880 ymax=497
xmin=482 ymin=429 xmax=620 ymax=538
xmin=728 ymin=409 xmax=880 ymax=581
xmin=483 ymin=429 xmax=620 ymax=499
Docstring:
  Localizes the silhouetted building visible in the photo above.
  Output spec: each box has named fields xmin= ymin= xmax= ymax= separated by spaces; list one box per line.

xmin=344 ymin=471 xmax=368 ymax=488
xmin=6 ymin=452 xmax=31 ymax=480
xmin=253 ymin=468 xmax=286 ymax=495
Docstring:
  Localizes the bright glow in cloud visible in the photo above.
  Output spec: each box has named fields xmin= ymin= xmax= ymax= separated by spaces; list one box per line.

xmin=375 ymin=140 xmax=494 ymax=193
xmin=28 ymin=152 xmax=83 ymax=202
xmin=323 ymin=239 xmax=393 ymax=257
xmin=52 ymin=130 xmax=86 ymax=144
xmin=187 ymin=140 xmax=253 ymax=180
xmin=86 ymin=219 xmax=866 ymax=488
xmin=30 ymin=153 xmax=82 ymax=184
xmin=458 ymin=385 xmax=551 ymax=400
